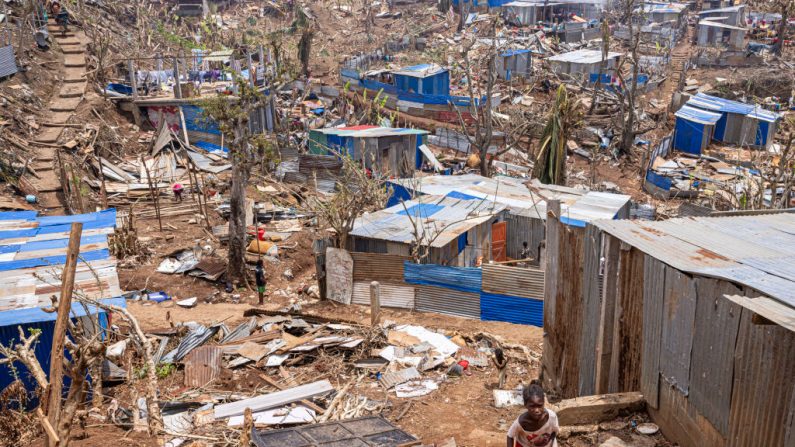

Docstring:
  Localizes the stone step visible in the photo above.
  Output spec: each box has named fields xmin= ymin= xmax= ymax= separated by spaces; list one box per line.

xmin=64 ymin=55 xmax=86 ymax=67
xmin=46 ymin=111 xmax=74 ymax=125
xmin=56 ymin=38 xmax=80 ymax=45
xmin=62 ymin=67 xmax=86 ymax=83
xmin=36 ymin=127 xmax=63 ymax=144
xmin=49 ymin=96 xmax=82 ymax=112
xmin=59 ymin=82 xmax=86 ymax=98
xmin=62 ymin=47 xmax=85 ymax=55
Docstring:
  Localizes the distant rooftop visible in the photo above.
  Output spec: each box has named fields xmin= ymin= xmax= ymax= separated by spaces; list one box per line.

xmin=312 ymin=125 xmax=429 ymax=138
xmin=687 ymin=92 xmax=780 ymax=122
xmin=547 ymin=48 xmax=622 ymax=64
xmin=698 ymin=5 xmax=744 ymax=14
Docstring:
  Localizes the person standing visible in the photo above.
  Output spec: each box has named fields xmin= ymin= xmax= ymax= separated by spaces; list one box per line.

xmin=493 ymin=348 xmax=508 ymax=389
xmin=507 ymin=381 xmax=559 ymax=447
xmin=519 ymin=241 xmax=531 ymax=268
xmin=255 ymin=259 xmax=267 ymax=305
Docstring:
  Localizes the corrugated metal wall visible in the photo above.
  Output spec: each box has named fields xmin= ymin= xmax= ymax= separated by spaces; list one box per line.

xmin=481 ymin=264 xmax=544 ymax=298
xmin=505 ymin=212 xmax=545 ymax=263
xmin=352 ymin=281 xmax=415 ymax=309
xmin=415 ymin=285 xmax=480 ymax=319
xmin=403 ymin=262 xmax=482 ymax=294
xmin=480 ymin=292 xmax=542 ymax=326
xmin=351 ymin=252 xmax=410 ymax=283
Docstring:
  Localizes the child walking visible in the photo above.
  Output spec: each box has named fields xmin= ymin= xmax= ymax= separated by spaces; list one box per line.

xmin=507 ymin=381 xmax=559 ymax=447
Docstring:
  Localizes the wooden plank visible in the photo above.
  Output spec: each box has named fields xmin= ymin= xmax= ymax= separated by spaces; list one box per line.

xmin=722 ymin=294 xmax=795 ymax=332
xmin=213 ymin=380 xmax=334 ymax=419
xmin=256 ymin=373 xmax=325 ymax=415
xmin=688 ymin=278 xmax=742 ymax=435
xmin=640 ymin=256 xmax=665 ymax=410
xmin=46 ymin=223 xmax=83 ymax=447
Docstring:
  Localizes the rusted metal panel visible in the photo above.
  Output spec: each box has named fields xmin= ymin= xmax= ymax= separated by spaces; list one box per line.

xmin=595 ymin=234 xmax=619 ymax=395
xmin=659 ymin=266 xmax=696 ymax=395
xmin=578 ymin=224 xmax=602 ymax=396
xmin=688 ymin=277 xmax=742 ymax=436
xmin=609 ymin=245 xmax=644 ymax=393
xmin=545 ymin=208 xmax=585 ymax=398
xmin=182 ymin=345 xmax=223 ymax=388
xmin=350 ymin=252 xmax=410 ymax=283
xmin=542 ymin=201 xmax=561 ymax=391
xmin=481 ymin=264 xmax=544 ymax=299
xmin=351 ymin=281 xmax=414 ymax=309
xmin=728 ymin=307 xmax=795 ymax=447
xmin=641 ymin=256 xmax=666 ymax=409
xmin=649 ymin=379 xmax=726 ymax=447
xmin=415 ymin=285 xmax=479 ymax=319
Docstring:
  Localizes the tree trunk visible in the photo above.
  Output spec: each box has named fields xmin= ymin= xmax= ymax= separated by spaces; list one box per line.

xmin=619 ymin=22 xmax=641 ymax=155
xmin=480 ymin=52 xmax=496 ymax=177
xmin=457 ymin=0 xmax=466 ymax=32
xmin=227 ymin=133 xmax=252 ymax=285
xmin=773 ymin=9 xmax=788 ymax=56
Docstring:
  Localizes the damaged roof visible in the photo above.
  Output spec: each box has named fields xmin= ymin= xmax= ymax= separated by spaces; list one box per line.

xmin=312 ymin=125 xmax=429 ymax=138
xmin=351 ymin=194 xmax=507 ymax=247
xmin=593 ymin=213 xmax=795 ymax=309
xmin=0 ymin=209 xmax=122 ymax=312
xmin=547 ymin=48 xmax=622 ymax=65
xmin=390 ymin=63 xmax=447 ymax=78
xmin=389 ymin=174 xmax=631 ymax=225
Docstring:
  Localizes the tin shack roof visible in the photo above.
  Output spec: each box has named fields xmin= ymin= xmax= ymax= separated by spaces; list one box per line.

xmin=675 ymin=104 xmax=722 ymax=125
xmin=389 ymin=174 xmax=631 ymax=225
xmin=390 ymin=64 xmax=448 ymax=78
xmin=312 ymin=125 xmax=429 ymax=138
xmin=639 ymin=2 xmax=687 ymax=13
xmin=697 ymin=20 xmax=747 ymax=31
xmin=698 ymin=5 xmax=744 ymax=14
xmin=0 ymin=209 xmax=122 ymax=313
xmin=351 ymin=195 xmax=506 ymax=248
xmin=547 ymin=49 xmax=622 ymax=65
xmin=687 ymin=93 xmax=780 ymax=122
xmin=593 ymin=213 xmax=795 ymax=309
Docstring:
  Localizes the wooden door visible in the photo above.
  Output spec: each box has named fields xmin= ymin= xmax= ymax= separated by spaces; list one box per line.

xmin=492 ymin=221 xmax=507 ymax=262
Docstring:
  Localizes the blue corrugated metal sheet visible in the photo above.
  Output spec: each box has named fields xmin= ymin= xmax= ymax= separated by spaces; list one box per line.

xmin=674 ymin=111 xmax=714 ymax=155
xmin=480 ymin=292 xmax=543 ymax=326
xmin=0 ymin=297 xmax=124 ymax=393
xmin=403 ymin=261 xmax=482 ymax=294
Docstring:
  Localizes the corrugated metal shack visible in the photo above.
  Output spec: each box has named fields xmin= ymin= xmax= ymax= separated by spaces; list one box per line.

xmin=542 ymin=209 xmax=795 ymax=447
xmin=387 ymin=174 xmax=631 ymax=263
xmin=547 ymin=49 xmax=621 ymax=82
xmin=696 ymin=21 xmax=746 ymax=49
xmin=698 ymin=5 xmax=746 ymax=27
xmin=0 ymin=209 xmax=124 ymax=392
xmin=349 ymin=194 xmax=508 ymax=267
xmin=308 ymin=125 xmax=429 ymax=178
xmin=685 ymin=92 xmax=780 ymax=149
xmin=496 ymin=49 xmax=533 ymax=81
xmin=672 ymin=104 xmax=722 ymax=155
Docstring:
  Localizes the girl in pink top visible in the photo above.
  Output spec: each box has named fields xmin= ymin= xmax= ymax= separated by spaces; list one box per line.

xmin=507 ymin=381 xmax=559 ymax=447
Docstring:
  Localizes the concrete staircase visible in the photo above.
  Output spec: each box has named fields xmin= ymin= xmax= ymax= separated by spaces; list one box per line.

xmin=29 ymin=20 xmax=90 ymax=214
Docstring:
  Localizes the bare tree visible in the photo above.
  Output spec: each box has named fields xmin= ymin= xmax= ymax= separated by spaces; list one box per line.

xmin=533 ymin=85 xmax=580 ymax=185
xmin=200 ymin=74 xmax=278 ymax=285
xmin=308 ymin=148 xmax=388 ymax=250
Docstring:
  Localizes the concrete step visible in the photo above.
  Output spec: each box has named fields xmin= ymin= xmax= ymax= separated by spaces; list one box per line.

xmin=36 ymin=127 xmax=63 ymax=144
xmin=62 ymin=67 xmax=86 ymax=83
xmin=46 ymin=111 xmax=74 ymax=125
xmin=59 ymin=82 xmax=86 ymax=98
xmin=62 ymin=47 xmax=85 ymax=55
xmin=49 ymin=96 xmax=82 ymax=112
xmin=56 ymin=38 xmax=80 ymax=45
xmin=63 ymin=55 xmax=86 ymax=67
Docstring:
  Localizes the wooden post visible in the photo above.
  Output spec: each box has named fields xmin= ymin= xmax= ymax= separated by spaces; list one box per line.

xmin=143 ymin=159 xmax=163 ymax=232
xmin=173 ymin=57 xmax=182 ymax=99
xmin=97 ymin=154 xmax=108 ymax=209
xmin=45 ymin=222 xmax=83 ymax=447
xmin=128 ymin=59 xmax=142 ymax=126
xmin=369 ymin=281 xmax=381 ymax=327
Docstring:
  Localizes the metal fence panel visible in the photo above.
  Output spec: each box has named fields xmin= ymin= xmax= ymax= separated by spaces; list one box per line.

xmin=660 ymin=266 xmax=697 ymax=395
xmin=415 ymin=285 xmax=479 ymax=319
xmin=480 ymin=292 xmax=542 ymax=326
xmin=481 ymin=264 xmax=544 ymax=299
xmin=351 ymin=281 xmax=415 ymax=309
xmin=403 ymin=262 xmax=481 ymax=294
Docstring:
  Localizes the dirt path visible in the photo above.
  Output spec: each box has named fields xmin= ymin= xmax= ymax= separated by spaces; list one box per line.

xmin=29 ymin=19 xmax=88 ymax=214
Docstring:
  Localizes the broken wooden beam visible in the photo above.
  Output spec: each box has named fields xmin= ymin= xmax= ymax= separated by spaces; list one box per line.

xmin=549 ymin=392 xmax=645 ymax=426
